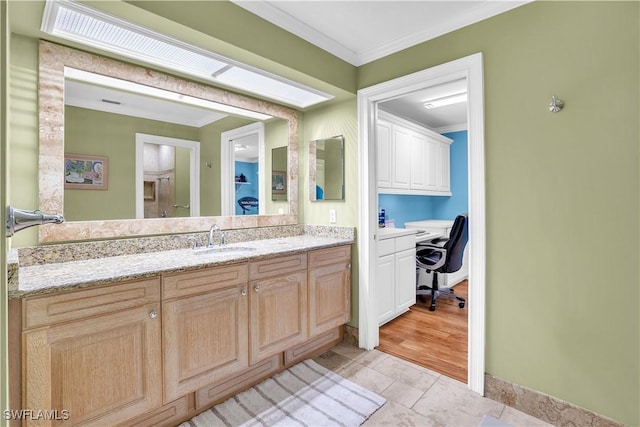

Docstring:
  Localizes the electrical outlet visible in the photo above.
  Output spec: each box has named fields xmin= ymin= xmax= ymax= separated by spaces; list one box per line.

xmin=329 ymin=209 xmax=337 ymax=223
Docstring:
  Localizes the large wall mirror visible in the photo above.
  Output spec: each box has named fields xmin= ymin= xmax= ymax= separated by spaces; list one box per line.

xmin=38 ymin=41 xmax=299 ymax=242
xmin=309 ymin=135 xmax=345 ymax=201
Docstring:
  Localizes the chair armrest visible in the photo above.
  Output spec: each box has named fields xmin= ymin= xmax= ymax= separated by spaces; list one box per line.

xmin=417 ymin=237 xmax=448 ymax=249
xmin=416 ymin=247 xmax=447 ymax=270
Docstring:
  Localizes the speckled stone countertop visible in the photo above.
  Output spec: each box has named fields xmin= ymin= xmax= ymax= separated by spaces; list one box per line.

xmin=8 ymin=225 xmax=355 ymax=299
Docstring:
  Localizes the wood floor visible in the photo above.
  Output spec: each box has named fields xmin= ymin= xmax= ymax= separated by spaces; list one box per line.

xmin=376 ymin=280 xmax=468 ymax=383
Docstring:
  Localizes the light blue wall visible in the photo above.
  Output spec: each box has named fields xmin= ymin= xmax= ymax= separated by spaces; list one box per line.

xmin=234 ymin=161 xmax=258 ymax=215
xmin=378 ymin=130 xmax=468 ymax=227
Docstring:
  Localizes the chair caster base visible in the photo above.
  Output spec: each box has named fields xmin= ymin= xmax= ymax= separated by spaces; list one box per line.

xmin=429 ymin=305 xmax=436 ymax=312
xmin=458 ymin=302 xmax=465 ymax=308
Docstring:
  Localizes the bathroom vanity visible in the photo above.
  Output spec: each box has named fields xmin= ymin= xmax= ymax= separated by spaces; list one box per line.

xmin=8 ymin=226 xmax=353 ymax=427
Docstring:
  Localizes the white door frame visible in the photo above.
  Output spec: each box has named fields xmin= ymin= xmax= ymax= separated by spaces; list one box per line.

xmin=357 ymin=53 xmax=486 ymax=394
xmin=135 ymin=133 xmax=200 ymax=218
xmin=221 ymin=122 xmax=265 ymax=216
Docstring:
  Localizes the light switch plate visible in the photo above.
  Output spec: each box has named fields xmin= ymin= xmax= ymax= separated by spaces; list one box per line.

xmin=329 ymin=209 xmax=337 ymax=223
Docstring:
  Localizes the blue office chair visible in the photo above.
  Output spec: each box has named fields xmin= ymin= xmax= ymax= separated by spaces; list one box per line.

xmin=237 ymin=196 xmax=258 ymax=215
xmin=416 ymin=214 xmax=468 ymax=311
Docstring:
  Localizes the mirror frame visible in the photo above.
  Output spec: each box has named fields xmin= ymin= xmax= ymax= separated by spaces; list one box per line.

xmin=38 ymin=41 xmax=298 ymax=242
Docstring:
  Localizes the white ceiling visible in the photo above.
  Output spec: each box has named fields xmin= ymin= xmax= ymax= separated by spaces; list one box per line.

xmin=232 ymin=0 xmax=529 ymax=67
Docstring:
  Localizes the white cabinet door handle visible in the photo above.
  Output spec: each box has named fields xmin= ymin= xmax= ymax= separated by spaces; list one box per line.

xmin=254 ymin=285 xmax=260 ymax=292
xmin=241 ymin=289 xmax=247 ymax=296
xmin=149 ymin=310 xmax=158 ymax=319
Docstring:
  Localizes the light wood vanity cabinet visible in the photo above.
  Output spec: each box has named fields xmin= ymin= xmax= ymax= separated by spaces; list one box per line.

xmin=21 ymin=277 xmax=162 ymax=427
xmin=308 ymin=246 xmax=351 ymax=337
xmin=249 ymin=254 xmax=308 ymax=364
xmin=18 ymin=244 xmax=352 ymax=426
xmin=162 ymin=264 xmax=249 ymax=403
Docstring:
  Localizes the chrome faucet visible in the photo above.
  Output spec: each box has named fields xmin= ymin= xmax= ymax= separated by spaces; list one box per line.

xmin=207 ymin=224 xmax=225 ymax=247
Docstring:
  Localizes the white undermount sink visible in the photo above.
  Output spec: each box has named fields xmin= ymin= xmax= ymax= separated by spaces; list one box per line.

xmin=192 ymin=246 xmax=256 ymax=255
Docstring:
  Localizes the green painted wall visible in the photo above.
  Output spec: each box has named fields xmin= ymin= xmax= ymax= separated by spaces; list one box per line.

xmin=7 ymin=34 xmax=38 ymax=247
xmin=301 ymin=99 xmax=359 ymax=327
xmin=358 ymin=2 xmax=639 ymax=425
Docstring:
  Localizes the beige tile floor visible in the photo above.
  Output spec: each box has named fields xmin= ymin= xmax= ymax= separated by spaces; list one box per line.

xmin=314 ymin=342 xmax=553 ymax=427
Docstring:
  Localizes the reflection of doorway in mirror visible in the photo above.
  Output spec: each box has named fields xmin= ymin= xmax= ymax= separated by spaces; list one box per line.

xmin=142 ymin=146 xmax=190 ymax=218
xmin=221 ymin=123 xmax=265 ymax=216
xmin=233 ymin=133 xmax=260 ymax=215
xmin=135 ymin=133 xmax=200 ymax=219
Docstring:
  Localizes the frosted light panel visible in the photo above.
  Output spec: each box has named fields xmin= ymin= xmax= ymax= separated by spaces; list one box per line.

xmin=42 ymin=1 xmax=333 ymax=108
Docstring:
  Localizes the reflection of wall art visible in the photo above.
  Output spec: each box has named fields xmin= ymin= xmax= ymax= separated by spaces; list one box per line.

xmin=272 ymin=171 xmax=286 ymax=194
xmin=64 ymin=154 xmax=108 ymax=190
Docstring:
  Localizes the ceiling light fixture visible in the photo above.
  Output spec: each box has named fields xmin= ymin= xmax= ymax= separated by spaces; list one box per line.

xmin=423 ymin=92 xmax=468 ymax=109
xmin=41 ymin=0 xmax=334 ymax=108
xmin=234 ymin=144 xmax=248 ymax=151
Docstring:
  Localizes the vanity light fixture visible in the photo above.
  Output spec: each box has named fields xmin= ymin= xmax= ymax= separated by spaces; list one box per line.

xmin=41 ymin=0 xmax=334 ymax=108
xmin=423 ymin=92 xmax=468 ymax=109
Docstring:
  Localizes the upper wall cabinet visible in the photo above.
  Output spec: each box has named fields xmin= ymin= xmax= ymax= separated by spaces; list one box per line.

xmin=377 ymin=111 xmax=452 ymax=196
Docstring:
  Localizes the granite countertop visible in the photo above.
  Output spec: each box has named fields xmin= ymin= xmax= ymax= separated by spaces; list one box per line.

xmin=10 ymin=233 xmax=354 ymax=299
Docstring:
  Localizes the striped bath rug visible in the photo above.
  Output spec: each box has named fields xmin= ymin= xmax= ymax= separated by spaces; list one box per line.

xmin=181 ymin=359 xmax=386 ymax=427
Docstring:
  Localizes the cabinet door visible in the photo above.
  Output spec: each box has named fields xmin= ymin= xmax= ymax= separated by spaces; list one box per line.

xmin=376 ymin=253 xmax=395 ymax=326
xmin=395 ymin=248 xmax=417 ymax=314
xmin=424 ymin=138 xmax=440 ymax=191
xmin=249 ymin=271 xmax=308 ymax=364
xmin=438 ymin=141 xmax=451 ymax=192
xmin=163 ymin=284 xmax=248 ymax=402
xmin=23 ymin=303 xmax=162 ymax=427
xmin=391 ymin=126 xmax=412 ymax=189
xmin=376 ymin=120 xmax=393 ymax=188
xmin=410 ymin=132 xmax=428 ymax=191
xmin=308 ymin=261 xmax=351 ymax=337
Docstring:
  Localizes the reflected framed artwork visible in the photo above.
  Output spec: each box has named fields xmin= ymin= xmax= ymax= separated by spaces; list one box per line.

xmin=272 ymin=171 xmax=286 ymax=194
xmin=64 ymin=153 xmax=108 ymax=190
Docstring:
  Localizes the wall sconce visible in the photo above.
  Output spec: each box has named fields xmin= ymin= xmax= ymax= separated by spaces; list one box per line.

xmin=549 ymin=96 xmax=565 ymax=113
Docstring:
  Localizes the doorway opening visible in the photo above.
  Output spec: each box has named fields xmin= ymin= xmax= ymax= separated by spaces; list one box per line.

xmin=357 ymin=53 xmax=486 ymax=394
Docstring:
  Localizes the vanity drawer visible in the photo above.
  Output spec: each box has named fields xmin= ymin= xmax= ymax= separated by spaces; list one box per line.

xmin=249 ymin=253 xmax=307 ymax=281
xmin=23 ymin=277 xmax=161 ymax=329
xmin=163 ymin=263 xmax=248 ymax=300
xmin=308 ymin=245 xmax=351 ymax=268
xmin=396 ymin=235 xmax=416 ymax=252
xmin=377 ymin=238 xmax=396 ymax=257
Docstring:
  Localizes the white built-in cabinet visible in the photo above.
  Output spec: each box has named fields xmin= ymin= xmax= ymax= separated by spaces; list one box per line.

xmin=377 ymin=111 xmax=452 ymax=196
xmin=376 ymin=230 xmax=417 ymax=326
